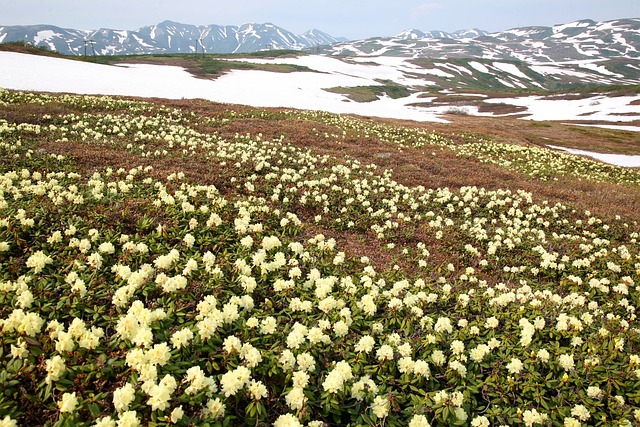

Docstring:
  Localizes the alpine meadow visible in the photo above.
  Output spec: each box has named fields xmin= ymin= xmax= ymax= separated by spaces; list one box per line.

xmin=1 ymin=14 xmax=640 ymax=427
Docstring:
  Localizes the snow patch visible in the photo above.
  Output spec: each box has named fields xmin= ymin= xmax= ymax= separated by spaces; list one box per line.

xmin=579 ymin=62 xmax=624 ymax=78
xmin=468 ymin=61 xmax=489 ymax=73
xmin=561 ymin=123 xmax=640 ymax=132
xmin=132 ymin=35 xmax=153 ymax=48
xmin=0 ymin=52 xmax=446 ymax=123
xmin=553 ymin=20 xmax=593 ymax=33
xmin=495 ymin=78 xmax=515 ymax=88
xmin=483 ymin=94 xmax=640 ymax=123
xmin=548 ymin=145 xmax=640 ymax=167
xmin=0 ymin=51 xmax=637 ymax=131
xmin=492 ymin=62 xmax=531 ymax=80
xmin=33 ymin=30 xmax=61 ymax=45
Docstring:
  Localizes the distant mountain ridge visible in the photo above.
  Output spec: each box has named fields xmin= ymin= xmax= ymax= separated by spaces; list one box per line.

xmin=1 ymin=18 xmax=638 ymax=65
xmin=325 ymin=18 xmax=640 ymax=62
xmin=396 ymin=28 xmax=489 ymax=40
xmin=0 ymin=20 xmax=348 ymax=55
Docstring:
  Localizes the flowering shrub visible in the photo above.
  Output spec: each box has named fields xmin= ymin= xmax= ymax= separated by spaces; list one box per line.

xmin=0 ymin=90 xmax=639 ymax=426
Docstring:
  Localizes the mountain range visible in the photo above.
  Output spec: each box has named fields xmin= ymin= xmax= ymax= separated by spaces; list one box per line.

xmin=396 ymin=28 xmax=489 ymax=40
xmin=0 ymin=21 xmax=497 ymax=57
xmin=0 ymin=21 xmax=348 ymax=55
xmin=326 ymin=18 xmax=640 ymax=63
xmin=1 ymin=18 xmax=639 ymax=91
xmin=2 ymin=19 xmax=638 ymax=64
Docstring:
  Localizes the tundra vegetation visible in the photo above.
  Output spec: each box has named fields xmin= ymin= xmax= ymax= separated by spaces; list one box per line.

xmin=0 ymin=89 xmax=639 ymax=427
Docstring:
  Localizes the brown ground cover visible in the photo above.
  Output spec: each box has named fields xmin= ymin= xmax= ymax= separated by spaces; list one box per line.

xmin=151 ymin=99 xmax=640 ymax=222
xmin=475 ymin=103 xmax=529 ymax=115
xmin=4 ymin=95 xmax=640 ymax=270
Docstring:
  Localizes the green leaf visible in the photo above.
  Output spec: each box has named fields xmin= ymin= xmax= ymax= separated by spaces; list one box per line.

xmin=88 ymin=403 xmax=101 ymax=417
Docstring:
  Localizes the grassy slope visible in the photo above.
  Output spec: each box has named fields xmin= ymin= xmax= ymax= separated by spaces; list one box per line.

xmin=1 ymin=87 xmax=640 ymax=426
xmin=82 ymin=50 xmax=314 ymax=79
xmin=0 ymin=43 xmax=314 ymax=79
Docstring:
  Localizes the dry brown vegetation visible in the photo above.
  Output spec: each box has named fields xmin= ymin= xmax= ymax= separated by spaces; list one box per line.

xmin=6 ymin=94 xmax=636 ymax=237
xmin=16 ymin=95 xmax=639 ymax=225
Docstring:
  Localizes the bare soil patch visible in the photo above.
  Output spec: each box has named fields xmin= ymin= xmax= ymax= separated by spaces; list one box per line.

xmin=430 ymin=95 xmax=487 ymax=103
xmin=476 ymin=102 xmax=529 ymax=115
xmin=540 ymin=93 xmax=595 ymax=101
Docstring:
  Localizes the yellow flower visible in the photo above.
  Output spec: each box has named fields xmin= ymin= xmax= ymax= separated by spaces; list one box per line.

xmin=273 ymin=414 xmax=302 ymax=427
xmin=409 ymin=415 xmax=431 ymax=427
xmin=58 ymin=392 xmax=78 ymax=413
xmin=204 ymin=398 xmax=225 ymax=419
xmin=285 ymin=387 xmax=306 ymax=410
xmin=371 ymin=395 xmax=389 ymax=418
xmin=169 ymin=406 xmax=184 ymax=423
xmin=25 ymin=250 xmax=52 ymax=273
xmin=113 ymin=383 xmax=135 ymax=412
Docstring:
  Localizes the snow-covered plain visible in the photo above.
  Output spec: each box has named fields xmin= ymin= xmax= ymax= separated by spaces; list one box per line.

xmin=481 ymin=94 xmax=640 ymax=123
xmin=0 ymin=52 xmax=446 ymax=123
xmin=221 ymin=55 xmax=640 ymax=128
xmin=2 ymin=51 xmax=639 ymax=126
xmin=0 ymin=51 xmax=639 ymax=166
xmin=548 ymin=145 xmax=640 ymax=167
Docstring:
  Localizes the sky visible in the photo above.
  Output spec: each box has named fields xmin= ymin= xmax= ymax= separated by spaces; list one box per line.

xmin=1 ymin=0 xmax=638 ymax=40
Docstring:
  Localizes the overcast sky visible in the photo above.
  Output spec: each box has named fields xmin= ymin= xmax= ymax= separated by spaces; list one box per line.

xmin=2 ymin=0 xmax=638 ymax=39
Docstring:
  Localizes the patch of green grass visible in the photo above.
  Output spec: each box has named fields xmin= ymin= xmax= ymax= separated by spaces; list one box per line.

xmin=197 ymin=59 xmax=312 ymax=76
xmin=224 ymin=49 xmax=305 ymax=58
xmin=324 ymin=80 xmax=412 ymax=102
xmin=80 ymin=53 xmax=314 ymax=77
xmin=563 ymin=125 xmax=640 ymax=151
xmin=529 ymin=122 xmax=552 ymax=128
xmin=0 ymin=41 xmax=63 ymax=57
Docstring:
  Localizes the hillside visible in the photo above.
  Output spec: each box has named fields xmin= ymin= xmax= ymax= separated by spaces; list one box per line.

xmin=0 ymin=88 xmax=640 ymax=426
xmin=1 ymin=48 xmax=639 ymax=135
xmin=320 ymin=18 xmax=640 ymax=91
xmin=2 ymin=17 xmax=640 ymax=95
xmin=325 ymin=18 xmax=640 ymax=62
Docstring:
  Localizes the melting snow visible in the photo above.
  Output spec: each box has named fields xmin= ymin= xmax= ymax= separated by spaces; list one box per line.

xmin=496 ymin=78 xmax=516 ymax=88
xmin=482 ymin=94 xmax=640 ymax=123
xmin=613 ymin=33 xmax=637 ymax=53
xmin=561 ymin=123 xmax=640 ymax=132
xmin=132 ymin=35 xmax=153 ymax=48
xmin=468 ymin=61 xmax=489 ymax=73
xmin=529 ymin=65 xmax=592 ymax=78
xmin=553 ymin=20 xmax=593 ymax=33
xmin=0 ymin=51 xmax=638 ymax=133
xmin=440 ymin=63 xmax=472 ymax=75
xmin=33 ymin=30 xmax=61 ymax=45
xmin=0 ymin=52 xmax=446 ymax=123
xmin=579 ymin=62 xmax=625 ymax=78
xmin=492 ymin=62 xmax=531 ymax=80
xmin=548 ymin=145 xmax=640 ymax=167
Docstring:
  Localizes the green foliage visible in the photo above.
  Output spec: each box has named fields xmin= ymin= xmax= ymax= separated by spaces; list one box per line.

xmin=0 ymin=89 xmax=639 ymax=427
xmin=324 ymin=80 xmax=412 ymax=102
xmin=0 ymin=41 xmax=59 ymax=56
xmin=83 ymin=52 xmax=313 ymax=77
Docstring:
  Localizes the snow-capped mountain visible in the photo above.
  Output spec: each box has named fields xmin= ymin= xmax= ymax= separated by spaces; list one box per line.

xmin=326 ymin=18 xmax=640 ymax=62
xmin=314 ymin=18 xmax=640 ymax=90
xmin=0 ymin=20 xmax=347 ymax=55
xmin=0 ymin=24 xmax=93 ymax=54
xmin=396 ymin=28 xmax=488 ymax=40
xmin=451 ymin=28 xmax=489 ymax=39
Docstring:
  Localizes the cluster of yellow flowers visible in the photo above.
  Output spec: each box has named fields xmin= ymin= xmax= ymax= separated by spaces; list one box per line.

xmin=1 ymin=90 xmax=640 ymax=426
